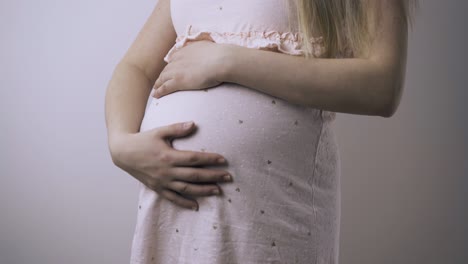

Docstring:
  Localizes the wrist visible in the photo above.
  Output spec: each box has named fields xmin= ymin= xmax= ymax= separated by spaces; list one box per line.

xmin=216 ymin=44 xmax=239 ymax=83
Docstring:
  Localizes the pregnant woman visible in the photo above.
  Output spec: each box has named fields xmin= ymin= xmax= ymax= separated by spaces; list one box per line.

xmin=105 ymin=0 xmax=416 ymax=263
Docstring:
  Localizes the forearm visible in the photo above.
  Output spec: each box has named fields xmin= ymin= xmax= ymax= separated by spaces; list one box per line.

xmin=222 ymin=45 xmax=399 ymax=117
xmin=104 ymin=62 xmax=152 ymax=148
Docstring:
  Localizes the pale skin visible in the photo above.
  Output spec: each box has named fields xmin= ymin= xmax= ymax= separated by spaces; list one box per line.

xmin=153 ymin=0 xmax=408 ymax=117
xmin=105 ymin=0 xmax=408 ymax=210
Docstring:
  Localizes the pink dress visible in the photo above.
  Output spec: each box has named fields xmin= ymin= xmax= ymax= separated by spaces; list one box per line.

xmin=130 ymin=0 xmax=341 ymax=263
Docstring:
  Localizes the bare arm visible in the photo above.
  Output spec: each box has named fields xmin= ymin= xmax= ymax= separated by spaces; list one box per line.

xmin=104 ymin=0 xmax=231 ymax=210
xmin=105 ymin=0 xmax=176 ymax=150
xmin=219 ymin=0 xmax=408 ymax=117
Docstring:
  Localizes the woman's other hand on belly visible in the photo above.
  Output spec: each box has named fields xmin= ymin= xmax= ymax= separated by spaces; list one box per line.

xmin=151 ymin=41 xmax=232 ymax=99
xmin=109 ymin=121 xmax=233 ymax=211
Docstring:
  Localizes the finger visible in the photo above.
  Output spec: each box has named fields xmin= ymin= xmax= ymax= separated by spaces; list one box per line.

xmin=169 ymin=149 xmax=227 ymax=167
xmin=153 ymin=79 xmax=176 ymax=99
xmin=168 ymin=167 xmax=232 ymax=183
xmin=160 ymin=189 xmax=198 ymax=211
xmin=154 ymin=78 xmax=162 ymax=90
xmin=154 ymin=121 xmax=196 ymax=139
xmin=154 ymin=71 xmax=169 ymax=89
xmin=167 ymin=181 xmax=221 ymax=197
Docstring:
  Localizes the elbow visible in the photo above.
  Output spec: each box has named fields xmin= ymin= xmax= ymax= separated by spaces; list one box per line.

xmin=367 ymin=52 xmax=407 ymax=118
xmin=378 ymin=79 xmax=403 ymax=118
xmin=380 ymin=99 xmax=398 ymax=118
xmin=371 ymin=63 xmax=405 ymax=118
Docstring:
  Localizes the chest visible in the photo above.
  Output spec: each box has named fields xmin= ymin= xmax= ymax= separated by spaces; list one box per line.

xmin=170 ymin=0 xmax=300 ymax=35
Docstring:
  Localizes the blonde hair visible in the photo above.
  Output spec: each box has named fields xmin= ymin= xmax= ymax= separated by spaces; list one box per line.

xmin=293 ymin=0 xmax=418 ymax=58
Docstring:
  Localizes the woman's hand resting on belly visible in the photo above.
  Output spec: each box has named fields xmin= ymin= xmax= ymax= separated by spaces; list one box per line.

xmin=109 ymin=121 xmax=233 ymax=211
xmin=151 ymin=40 xmax=230 ymax=99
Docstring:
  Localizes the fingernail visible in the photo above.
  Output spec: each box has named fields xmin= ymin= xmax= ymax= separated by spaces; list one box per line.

xmin=223 ymin=174 xmax=232 ymax=181
xmin=217 ymin=157 xmax=226 ymax=164
xmin=212 ymin=189 xmax=220 ymax=195
xmin=183 ymin=121 xmax=194 ymax=129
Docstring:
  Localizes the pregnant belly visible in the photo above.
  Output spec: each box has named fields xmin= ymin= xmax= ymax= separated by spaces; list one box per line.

xmin=141 ymin=82 xmax=322 ymax=153
xmin=133 ymin=83 xmax=340 ymax=264
xmin=140 ymin=82 xmax=324 ymax=202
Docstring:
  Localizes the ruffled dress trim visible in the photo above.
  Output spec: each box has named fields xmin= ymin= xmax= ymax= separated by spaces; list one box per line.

xmin=163 ymin=24 xmax=336 ymax=122
xmin=163 ymin=24 xmax=325 ymax=63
